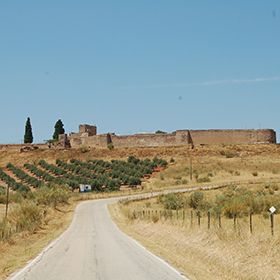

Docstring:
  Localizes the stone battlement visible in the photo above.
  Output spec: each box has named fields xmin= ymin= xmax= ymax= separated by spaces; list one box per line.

xmin=62 ymin=125 xmax=277 ymax=149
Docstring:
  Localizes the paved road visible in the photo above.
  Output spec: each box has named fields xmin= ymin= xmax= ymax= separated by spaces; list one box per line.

xmin=9 ymin=198 xmax=188 ymax=280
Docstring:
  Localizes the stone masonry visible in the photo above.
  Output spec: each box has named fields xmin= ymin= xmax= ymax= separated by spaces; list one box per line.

xmin=61 ymin=124 xmax=277 ymax=149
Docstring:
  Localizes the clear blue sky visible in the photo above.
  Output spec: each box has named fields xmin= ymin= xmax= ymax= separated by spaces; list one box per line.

xmin=0 ymin=1 xmax=280 ymax=144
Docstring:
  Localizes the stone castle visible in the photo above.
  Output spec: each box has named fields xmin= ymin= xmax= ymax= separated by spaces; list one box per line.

xmin=59 ymin=124 xmax=277 ymax=149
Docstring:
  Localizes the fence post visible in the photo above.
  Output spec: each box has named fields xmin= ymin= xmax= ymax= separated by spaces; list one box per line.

xmin=197 ymin=211 xmax=201 ymax=227
xmin=249 ymin=212 xmax=253 ymax=234
xmin=176 ymin=210 xmax=179 ymax=220
xmin=207 ymin=211 xmax=211 ymax=230
xmin=190 ymin=210 xmax=193 ymax=228
xmin=183 ymin=210 xmax=185 ymax=224
xmin=218 ymin=213 xmax=222 ymax=228
xmin=270 ymin=213 xmax=274 ymax=236
xmin=233 ymin=214 xmax=237 ymax=231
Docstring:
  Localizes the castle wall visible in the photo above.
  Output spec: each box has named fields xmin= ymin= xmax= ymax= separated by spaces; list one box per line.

xmin=111 ymin=133 xmax=177 ymax=148
xmin=184 ymin=129 xmax=276 ymax=145
xmin=68 ymin=128 xmax=277 ymax=148
xmin=69 ymin=134 xmax=108 ymax=148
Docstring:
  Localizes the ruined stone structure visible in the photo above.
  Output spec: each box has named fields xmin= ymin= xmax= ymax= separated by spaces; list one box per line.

xmin=61 ymin=124 xmax=276 ymax=148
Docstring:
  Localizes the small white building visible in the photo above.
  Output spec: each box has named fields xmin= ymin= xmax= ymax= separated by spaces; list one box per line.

xmin=79 ymin=184 xmax=92 ymax=193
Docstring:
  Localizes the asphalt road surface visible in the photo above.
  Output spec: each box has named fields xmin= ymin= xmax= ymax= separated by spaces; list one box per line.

xmin=9 ymin=198 xmax=189 ymax=280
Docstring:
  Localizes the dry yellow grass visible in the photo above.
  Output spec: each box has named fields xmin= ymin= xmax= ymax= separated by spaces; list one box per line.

xmin=2 ymin=144 xmax=280 ymax=279
xmin=0 ymin=201 xmax=77 ymax=280
xmin=110 ymin=203 xmax=280 ymax=280
xmin=109 ymin=147 xmax=280 ymax=280
xmin=144 ymin=154 xmax=280 ymax=191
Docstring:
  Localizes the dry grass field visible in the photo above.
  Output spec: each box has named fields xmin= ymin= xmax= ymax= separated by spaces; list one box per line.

xmin=110 ymin=202 xmax=280 ymax=280
xmin=108 ymin=144 xmax=280 ymax=280
xmin=1 ymin=144 xmax=280 ymax=279
xmin=0 ymin=202 xmax=76 ymax=280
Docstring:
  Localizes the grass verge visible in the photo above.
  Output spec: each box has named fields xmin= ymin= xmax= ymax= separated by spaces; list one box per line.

xmin=0 ymin=201 xmax=76 ymax=280
xmin=109 ymin=198 xmax=280 ymax=280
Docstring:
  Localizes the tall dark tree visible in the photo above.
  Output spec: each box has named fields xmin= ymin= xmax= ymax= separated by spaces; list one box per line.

xmin=53 ymin=119 xmax=65 ymax=140
xmin=24 ymin=117 xmax=33 ymax=144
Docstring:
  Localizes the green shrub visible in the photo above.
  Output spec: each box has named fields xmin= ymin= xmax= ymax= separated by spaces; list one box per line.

xmin=35 ymin=186 xmax=70 ymax=207
xmin=128 ymin=177 xmax=141 ymax=187
xmin=145 ymin=201 xmax=151 ymax=208
xmin=170 ymin=158 xmax=175 ymax=163
xmin=107 ymin=143 xmax=114 ymax=150
xmin=80 ymin=146 xmax=90 ymax=153
xmin=162 ymin=193 xmax=184 ymax=210
xmin=189 ymin=192 xmax=204 ymax=209
xmin=0 ymin=186 xmax=5 ymax=196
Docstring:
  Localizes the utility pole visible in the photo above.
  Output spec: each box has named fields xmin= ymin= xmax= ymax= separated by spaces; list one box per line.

xmin=187 ymin=130 xmax=194 ymax=182
xmin=5 ymin=185 xmax=10 ymax=220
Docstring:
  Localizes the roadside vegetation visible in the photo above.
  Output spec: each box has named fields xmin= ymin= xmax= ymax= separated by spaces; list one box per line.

xmin=0 ymin=155 xmax=167 ymax=279
xmin=110 ymin=150 xmax=280 ymax=280
xmin=113 ymin=183 xmax=280 ymax=280
xmin=0 ymin=156 xmax=168 ymax=243
xmin=2 ymin=144 xmax=280 ymax=279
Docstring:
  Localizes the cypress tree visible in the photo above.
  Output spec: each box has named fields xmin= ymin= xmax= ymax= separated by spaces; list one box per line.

xmin=24 ymin=117 xmax=33 ymax=144
xmin=53 ymin=119 xmax=65 ymax=140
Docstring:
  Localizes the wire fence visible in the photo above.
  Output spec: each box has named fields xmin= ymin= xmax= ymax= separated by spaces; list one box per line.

xmin=127 ymin=208 xmax=279 ymax=237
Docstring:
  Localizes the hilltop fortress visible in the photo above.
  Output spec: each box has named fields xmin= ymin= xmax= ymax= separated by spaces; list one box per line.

xmin=58 ymin=124 xmax=277 ymax=149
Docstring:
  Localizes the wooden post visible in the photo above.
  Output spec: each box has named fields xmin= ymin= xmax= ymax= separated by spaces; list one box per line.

xmin=191 ymin=210 xmax=193 ymax=227
xmin=270 ymin=213 xmax=274 ymax=236
xmin=176 ymin=210 xmax=179 ymax=220
xmin=197 ymin=211 xmax=201 ymax=227
xmin=5 ymin=185 xmax=10 ymax=220
xmin=249 ymin=212 xmax=253 ymax=234
xmin=218 ymin=213 xmax=222 ymax=228
xmin=183 ymin=210 xmax=185 ymax=222
xmin=207 ymin=211 xmax=211 ymax=230
xmin=234 ymin=214 xmax=237 ymax=231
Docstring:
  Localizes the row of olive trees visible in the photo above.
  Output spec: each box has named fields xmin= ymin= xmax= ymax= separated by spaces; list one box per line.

xmin=24 ymin=118 xmax=65 ymax=144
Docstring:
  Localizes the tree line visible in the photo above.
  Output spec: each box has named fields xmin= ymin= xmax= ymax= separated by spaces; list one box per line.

xmin=24 ymin=118 xmax=65 ymax=144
